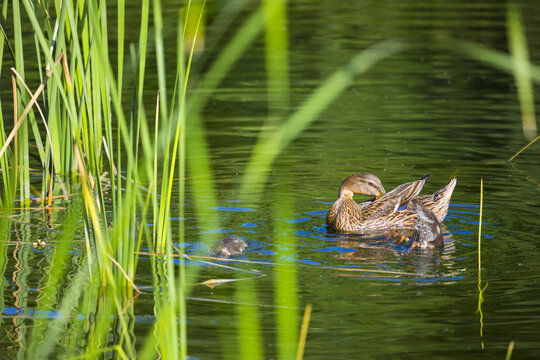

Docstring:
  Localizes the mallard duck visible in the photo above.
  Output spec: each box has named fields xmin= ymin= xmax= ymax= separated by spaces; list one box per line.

xmin=326 ymin=173 xmax=456 ymax=233
xmin=410 ymin=199 xmax=444 ymax=248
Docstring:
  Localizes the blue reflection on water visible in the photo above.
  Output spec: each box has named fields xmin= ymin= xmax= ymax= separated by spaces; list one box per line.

xmin=317 ymin=246 xmax=356 ymax=253
xmin=304 ymin=210 xmax=327 ymax=216
xmin=213 ymin=206 xmax=254 ymax=212
xmin=453 ymin=230 xmax=473 ymax=235
xmin=260 ymin=249 xmax=278 ymax=256
xmin=300 ymin=259 xmax=322 ymax=265
xmin=288 ymin=217 xmax=310 ymax=223
xmin=451 ymin=203 xmax=479 ymax=208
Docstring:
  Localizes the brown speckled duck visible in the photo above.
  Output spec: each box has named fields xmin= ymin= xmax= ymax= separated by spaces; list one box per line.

xmin=211 ymin=237 xmax=247 ymax=256
xmin=410 ymin=199 xmax=444 ymax=248
xmin=326 ymin=173 xmax=456 ymax=233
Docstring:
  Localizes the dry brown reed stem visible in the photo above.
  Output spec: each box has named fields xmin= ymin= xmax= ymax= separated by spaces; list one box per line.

xmin=11 ymin=67 xmax=57 ymax=206
xmin=0 ymin=53 xmax=71 ymax=161
xmin=107 ymin=254 xmax=141 ymax=293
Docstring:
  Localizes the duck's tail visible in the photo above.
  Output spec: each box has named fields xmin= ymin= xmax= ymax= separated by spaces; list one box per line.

xmin=384 ymin=174 xmax=430 ymax=207
xmin=417 ymin=178 xmax=457 ymax=222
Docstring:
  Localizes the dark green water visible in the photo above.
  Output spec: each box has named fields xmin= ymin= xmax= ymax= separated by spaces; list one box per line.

xmin=2 ymin=0 xmax=540 ymax=358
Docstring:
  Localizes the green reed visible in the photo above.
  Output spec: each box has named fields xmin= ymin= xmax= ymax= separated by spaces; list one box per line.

xmin=507 ymin=2 xmax=536 ymax=141
xmin=0 ymin=0 xmax=407 ymax=358
xmin=476 ymin=179 xmax=488 ymax=350
xmin=0 ymin=0 xmax=13 ymax=203
xmin=457 ymin=2 xmax=539 ymax=159
xmin=273 ymin=187 xmax=299 ymax=359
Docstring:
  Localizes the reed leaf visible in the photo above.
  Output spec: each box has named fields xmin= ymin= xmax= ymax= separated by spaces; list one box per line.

xmin=241 ymin=39 xmax=407 ymax=198
xmin=507 ymin=2 xmax=537 ymax=140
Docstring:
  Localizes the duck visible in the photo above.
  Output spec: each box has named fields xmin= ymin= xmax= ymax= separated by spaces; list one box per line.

xmin=326 ymin=173 xmax=456 ymax=233
xmin=211 ymin=236 xmax=248 ymax=256
xmin=410 ymin=199 xmax=444 ymax=248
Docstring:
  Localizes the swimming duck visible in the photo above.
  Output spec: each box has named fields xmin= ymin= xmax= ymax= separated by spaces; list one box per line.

xmin=326 ymin=173 xmax=456 ymax=233
xmin=211 ymin=236 xmax=248 ymax=256
xmin=410 ymin=199 xmax=444 ymax=248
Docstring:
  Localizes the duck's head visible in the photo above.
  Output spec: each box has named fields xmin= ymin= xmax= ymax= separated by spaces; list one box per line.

xmin=338 ymin=173 xmax=386 ymax=199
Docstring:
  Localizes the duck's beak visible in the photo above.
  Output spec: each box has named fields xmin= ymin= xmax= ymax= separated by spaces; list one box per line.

xmin=375 ymin=192 xmax=384 ymax=199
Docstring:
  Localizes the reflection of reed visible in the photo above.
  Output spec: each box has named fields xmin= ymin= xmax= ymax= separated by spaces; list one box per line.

xmin=11 ymin=243 xmax=24 ymax=347
xmin=509 ymin=161 xmax=540 ymax=187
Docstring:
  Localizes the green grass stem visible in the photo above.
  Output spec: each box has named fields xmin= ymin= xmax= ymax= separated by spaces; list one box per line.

xmin=476 ymin=178 xmax=488 ymax=350
xmin=507 ymin=2 xmax=537 ymax=140
xmin=241 ymin=39 xmax=407 ymax=198
xmin=273 ymin=190 xmax=299 ymax=359
xmin=236 ymin=280 xmax=264 ymax=360
xmin=264 ymin=0 xmax=290 ymax=120
xmin=505 ymin=340 xmax=515 ymax=360
xmin=296 ymin=303 xmax=312 ymax=360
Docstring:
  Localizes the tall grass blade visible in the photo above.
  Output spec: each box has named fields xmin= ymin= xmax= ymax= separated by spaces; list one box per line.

xmin=264 ymin=0 xmax=290 ymax=120
xmin=507 ymin=2 xmax=537 ymax=140
xmin=152 ymin=0 xmax=168 ymax=123
xmin=241 ymin=39 xmax=407 ymax=198
xmin=476 ymin=178 xmax=488 ymax=350
xmin=236 ymin=280 xmax=263 ymax=360
xmin=117 ymin=0 xmax=125 ymax=97
xmin=455 ymin=39 xmax=540 ymax=160
xmin=456 ymin=41 xmax=540 ymax=82
xmin=12 ymin=0 xmax=30 ymax=202
xmin=505 ymin=340 xmax=515 ymax=360
xmin=296 ymin=303 xmax=312 ymax=360
xmin=273 ymin=189 xmax=299 ymax=359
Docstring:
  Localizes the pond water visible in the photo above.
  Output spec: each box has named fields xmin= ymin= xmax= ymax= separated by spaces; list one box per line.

xmin=2 ymin=0 xmax=540 ymax=358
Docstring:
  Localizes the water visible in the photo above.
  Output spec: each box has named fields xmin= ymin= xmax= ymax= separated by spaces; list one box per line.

xmin=2 ymin=0 xmax=540 ymax=358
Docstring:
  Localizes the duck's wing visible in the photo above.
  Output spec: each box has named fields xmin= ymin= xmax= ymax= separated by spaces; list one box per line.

xmin=384 ymin=174 xmax=430 ymax=207
xmin=362 ymin=195 xmax=402 ymax=220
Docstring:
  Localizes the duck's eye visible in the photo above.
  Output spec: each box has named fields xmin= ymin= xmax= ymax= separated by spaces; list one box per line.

xmin=368 ymin=181 xmax=375 ymax=187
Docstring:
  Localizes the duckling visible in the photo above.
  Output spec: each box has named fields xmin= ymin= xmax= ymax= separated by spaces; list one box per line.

xmin=410 ymin=199 xmax=444 ymax=248
xmin=326 ymin=173 xmax=456 ymax=233
xmin=211 ymin=236 xmax=247 ymax=256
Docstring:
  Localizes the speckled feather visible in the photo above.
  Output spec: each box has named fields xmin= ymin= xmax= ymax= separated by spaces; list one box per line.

xmin=415 ymin=177 xmax=457 ymax=222
xmin=411 ymin=199 xmax=444 ymax=248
